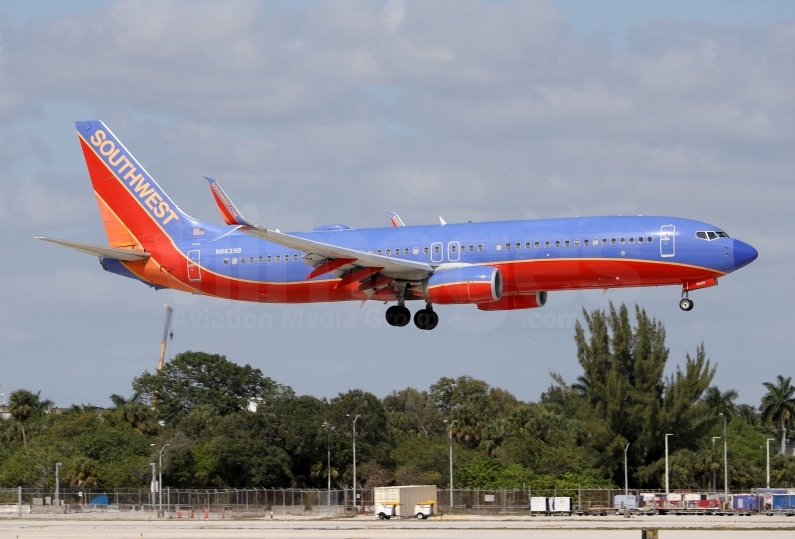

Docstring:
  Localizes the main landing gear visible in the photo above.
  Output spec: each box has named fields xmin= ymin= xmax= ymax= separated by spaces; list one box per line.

xmin=385 ymin=302 xmax=439 ymax=330
xmin=679 ymin=290 xmax=694 ymax=311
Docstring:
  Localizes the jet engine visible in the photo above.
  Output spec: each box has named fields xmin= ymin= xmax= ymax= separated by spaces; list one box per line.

xmin=477 ymin=291 xmax=547 ymax=311
xmin=422 ymin=266 xmax=502 ymax=304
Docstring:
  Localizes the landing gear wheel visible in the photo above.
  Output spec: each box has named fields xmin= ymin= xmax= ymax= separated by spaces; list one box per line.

xmin=679 ymin=298 xmax=694 ymax=311
xmin=414 ymin=309 xmax=439 ymax=330
xmin=386 ymin=305 xmax=410 ymax=327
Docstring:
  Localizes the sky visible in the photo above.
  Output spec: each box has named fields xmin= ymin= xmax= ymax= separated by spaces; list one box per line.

xmin=0 ymin=0 xmax=793 ymax=408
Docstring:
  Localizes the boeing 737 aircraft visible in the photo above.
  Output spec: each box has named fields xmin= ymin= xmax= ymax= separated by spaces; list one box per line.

xmin=38 ymin=120 xmax=758 ymax=330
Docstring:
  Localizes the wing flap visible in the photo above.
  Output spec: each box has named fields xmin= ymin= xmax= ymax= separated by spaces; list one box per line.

xmin=36 ymin=237 xmax=151 ymax=261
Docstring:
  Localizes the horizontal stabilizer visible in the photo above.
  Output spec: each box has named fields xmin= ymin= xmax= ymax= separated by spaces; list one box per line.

xmin=35 ymin=237 xmax=151 ymax=261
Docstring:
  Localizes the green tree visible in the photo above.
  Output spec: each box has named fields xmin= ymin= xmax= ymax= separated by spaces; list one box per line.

xmin=759 ymin=375 xmax=795 ymax=444
xmin=132 ymin=351 xmax=280 ymax=423
xmin=8 ymin=389 xmax=52 ymax=447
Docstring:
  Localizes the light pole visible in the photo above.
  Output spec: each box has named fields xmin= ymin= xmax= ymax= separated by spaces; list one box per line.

xmin=623 ymin=443 xmax=630 ymax=499
xmin=149 ymin=463 xmax=156 ymax=507
xmin=664 ymin=434 xmax=673 ymax=499
xmin=55 ymin=462 xmax=61 ymax=507
xmin=156 ymin=444 xmax=170 ymax=513
xmin=766 ymin=438 xmax=776 ymax=488
xmin=444 ymin=419 xmax=458 ymax=510
xmin=712 ymin=437 xmax=720 ymax=492
xmin=321 ymin=422 xmax=334 ymax=506
xmin=719 ymin=413 xmax=728 ymax=499
xmin=346 ymin=414 xmax=361 ymax=513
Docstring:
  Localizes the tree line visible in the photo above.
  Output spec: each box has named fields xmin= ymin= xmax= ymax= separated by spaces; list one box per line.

xmin=2 ymin=302 xmax=794 ymax=491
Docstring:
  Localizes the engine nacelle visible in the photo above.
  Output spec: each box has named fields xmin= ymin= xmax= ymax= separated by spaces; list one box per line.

xmin=477 ymin=291 xmax=547 ymax=311
xmin=424 ymin=266 xmax=502 ymax=304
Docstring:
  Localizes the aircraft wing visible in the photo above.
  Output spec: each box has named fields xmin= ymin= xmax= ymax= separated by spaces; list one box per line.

xmin=206 ymin=178 xmax=434 ymax=280
xmin=35 ymin=237 xmax=151 ymax=261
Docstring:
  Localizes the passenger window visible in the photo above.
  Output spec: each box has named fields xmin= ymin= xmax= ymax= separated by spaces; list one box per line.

xmin=377 ymin=249 xmax=382 ymax=255
xmin=434 ymin=245 xmax=440 ymax=253
xmin=602 ymin=238 xmax=607 ymax=245
xmin=575 ymin=239 xmax=580 ymax=246
xmin=707 ymin=232 xmax=718 ymax=240
xmin=534 ymin=241 xmax=540 ymax=248
xmin=564 ymin=240 xmax=570 ymax=247
xmin=258 ymin=256 xmax=263 ymax=263
xmin=619 ymin=238 xmax=625 ymax=244
xmin=224 ymin=258 xmax=229 ymax=265
xmin=232 ymin=258 xmax=238 ymax=264
xmin=594 ymin=238 xmax=598 ymax=246
xmin=584 ymin=239 xmax=589 ymax=246
xmin=293 ymin=254 xmax=298 ymax=261
xmin=469 ymin=245 xmax=474 ymax=252
xmin=386 ymin=249 xmax=391 ymax=256
xmin=276 ymin=255 xmax=280 ymax=261
xmin=250 ymin=256 xmax=255 ymax=263
xmin=629 ymin=237 xmax=634 ymax=244
xmin=496 ymin=244 xmax=502 ymax=250
xmin=647 ymin=236 xmax=653 ymax=243
xmin=554 ymin=240 xmax=560 ymax=247
xmin=240 ymin=257 xmax=245 ymax=264
xmin=424 ymin=247 xmax=429 ymax=254
xmin=451 ymin=245 xmax=457 ymax=253
xmin=505 ymin=243 xmax=511 ymax=250
xmin=544 ymin=241 xmax=550 ymax=248
xmin=413 ymin=247 xmax=419 ymax=254
xmin=477 ymin=244 xmax=483 ymax=251
xmin=525 ymin=242 xmax=531 ymax=249
xmin=611 ymin=238 xmax=616 ymax=245
xmin=638 ymin=237 xmax=644 ymax=244
xmin=516 ymin=242 xmax=521 ymax=250
xmin=404 ymin=248 xmax=409 ymax=255
xmin=267 ymin=255 xmax=272 ymax=262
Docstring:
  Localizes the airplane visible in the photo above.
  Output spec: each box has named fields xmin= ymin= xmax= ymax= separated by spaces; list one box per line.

xmin=37 ymin=120 xmax=758 ymax=330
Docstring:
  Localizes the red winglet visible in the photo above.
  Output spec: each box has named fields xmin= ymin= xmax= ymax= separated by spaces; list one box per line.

xmin=306 ymin=258 xmax=357 ymax=280
xmin=334 ymin=267 xmax=383 ymax=290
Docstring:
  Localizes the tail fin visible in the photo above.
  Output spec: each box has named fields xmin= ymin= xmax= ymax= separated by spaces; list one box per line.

xmin=75 ymin=120 xmax=193 ymax=247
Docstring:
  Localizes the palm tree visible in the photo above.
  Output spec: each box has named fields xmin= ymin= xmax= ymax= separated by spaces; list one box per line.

xmin=760 ymin=375 xmax=795 ymax=451
xmin=8 ymin=389 xmax=52 ymax=447
xmin=703 ymin=386 xmax=739 ymax=419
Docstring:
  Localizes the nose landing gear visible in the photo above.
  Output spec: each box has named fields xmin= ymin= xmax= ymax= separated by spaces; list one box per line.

xmin=679 ymin=290 xmax=694 ymax=311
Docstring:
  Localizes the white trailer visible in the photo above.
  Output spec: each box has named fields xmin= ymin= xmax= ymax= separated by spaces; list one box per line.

xmin=529 ymin=497 xmax=548 ymax=514
xmin=373 ymin=486 xmax=437 ymax=519
xmin=549 ymin=497 xmax=572 ymax=515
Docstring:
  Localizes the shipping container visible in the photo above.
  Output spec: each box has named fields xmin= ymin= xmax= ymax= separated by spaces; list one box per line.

xmin=549 ymin=497 xmax=571 ymax=514
xmin=772 ymin=495 xmax=795 ymax=510
xmin=529 ymin=497 xmax=548 ymax=513
xmin=613 ymin=495 xmax=638 ymax=510
xmin=373 ymin=486 xmax=437 ymax=519
xmin=732 ymin=495 xmax=759 ymax=512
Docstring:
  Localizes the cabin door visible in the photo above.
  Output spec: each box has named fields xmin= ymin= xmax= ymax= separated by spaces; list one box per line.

xmin=187 ymin=250 xmax=202 ymax=281
xmin=660 ymin=225 xmax=675 ymax=258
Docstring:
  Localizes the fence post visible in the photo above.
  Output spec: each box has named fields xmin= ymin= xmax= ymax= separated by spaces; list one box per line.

xmin=17 ymin=486 xmax=22 ymax=518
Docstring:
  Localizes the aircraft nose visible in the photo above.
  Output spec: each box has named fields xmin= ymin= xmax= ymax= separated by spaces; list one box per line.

xmin=733 ymin=239 xmax=758 ymax=271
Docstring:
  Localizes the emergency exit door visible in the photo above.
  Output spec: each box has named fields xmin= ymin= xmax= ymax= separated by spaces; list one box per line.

xmin=660 ymin=225 xmax=675 ymax=258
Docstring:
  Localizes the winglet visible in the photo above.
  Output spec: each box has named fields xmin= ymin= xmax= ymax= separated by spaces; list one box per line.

xmin=385 ymin=211 xmax=405 ymax=227
xmin=205 ymin=177 xmax=256 ymax=227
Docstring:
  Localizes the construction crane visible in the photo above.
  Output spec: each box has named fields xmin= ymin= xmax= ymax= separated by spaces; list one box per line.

xmin=152 ymin=304 xmax=173 ymax=411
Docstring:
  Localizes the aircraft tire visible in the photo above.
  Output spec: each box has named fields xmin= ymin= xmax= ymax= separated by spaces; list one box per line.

xmin=414 ymin=309 xmax=432 ymax=330
xmin=393 ymin=306 xmax=411 ymax=327
xmin=385 ymin=305 xmax=400 ymax=326
xmin=679 ymin=298 xmax=694 ymax=311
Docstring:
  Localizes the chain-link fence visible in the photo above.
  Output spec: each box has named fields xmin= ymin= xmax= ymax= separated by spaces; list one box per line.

xmin=0 ymin=486 xmax=768 ymax=517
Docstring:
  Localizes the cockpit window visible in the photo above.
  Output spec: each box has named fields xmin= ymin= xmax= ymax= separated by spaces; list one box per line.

xmin=697 ymin=230 xmax=729 ymax=241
